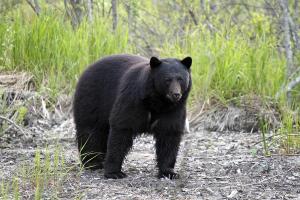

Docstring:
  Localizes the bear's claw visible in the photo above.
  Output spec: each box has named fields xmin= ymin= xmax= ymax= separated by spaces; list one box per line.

xmin=158 ymin=171 xmax=180 ymax=180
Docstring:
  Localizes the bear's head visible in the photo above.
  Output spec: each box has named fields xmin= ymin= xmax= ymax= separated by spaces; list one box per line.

xmin=150 ymin=56 xmax=192 ymax=103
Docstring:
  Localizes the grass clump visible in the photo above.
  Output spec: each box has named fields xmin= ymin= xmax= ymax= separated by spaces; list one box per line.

xmin=0 ymin=145 xmax=78 ymax=199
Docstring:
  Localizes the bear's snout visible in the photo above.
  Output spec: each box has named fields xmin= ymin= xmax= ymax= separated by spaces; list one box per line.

xmin=166 ymin=92 xmax=182 ymax=102
xmin=167 ymin=81 xmax=182 ymax=102
xmin=172 ymin=92 xmax=182 ymax=101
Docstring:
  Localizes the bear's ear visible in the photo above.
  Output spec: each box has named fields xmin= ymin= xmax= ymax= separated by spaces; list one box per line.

xmin=181 ymin=57 xmax=192 ymax=69
xmin=150 ymin=57 xmax=161 ymax=68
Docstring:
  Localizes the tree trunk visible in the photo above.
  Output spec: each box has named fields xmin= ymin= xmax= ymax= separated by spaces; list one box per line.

xmin=125 ymin=1 xmax=132 ymax=31
xmin=102 ymin=0 xmax=105 ymax=17
xmin=280 ymin=0 xmax=294 ymax=79
xmin=112 ymin=0 xmax=118 ymax=31
xmin=70 ymin=0 xmax=83 ymax=28
xmin=87 ymin=0 xmax=93 ymax=23
xmin=200 ymin=0 xmax=205 ymax=11
xmin=280 ymin=0 xmax=295 ymax=105
xmin=295 ymin=0 xmax=299 ymax=18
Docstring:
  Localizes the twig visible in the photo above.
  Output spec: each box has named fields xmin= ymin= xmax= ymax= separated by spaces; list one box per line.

xmin=188 ymin=9 xmax=198 ymax=25
xmin=25 ymin=0 xmax=40 ymax=16
xmin=25 ymin=0 xmax=37 ymax=14
xmin=33 ymin=0 xmax=41 ymax=15
xmin=0 ymin=116 xmax=30 ymax=138
xmin=182 ymin=0 xmax=198 ymax=25
xmin=190 ymin=102 xmax=206 ymax=125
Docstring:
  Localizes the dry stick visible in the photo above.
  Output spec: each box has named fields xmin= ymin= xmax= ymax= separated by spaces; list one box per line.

xmin=0 ymin=116 xmax=29 ymax=138
xmin=188 ymin=9 xmax=198 ymax=25
xmin=182 ymin=0 xmax=198 ymax=25
xmin=25 ymin=0 xmax=40 ymax=16
xmin=190 ymin=102 xmax=206 ymax=125
xmin=25 ymin=0 xmax=37 ymax=14
xmin=33 ymin=0 xmax=41 ymax=15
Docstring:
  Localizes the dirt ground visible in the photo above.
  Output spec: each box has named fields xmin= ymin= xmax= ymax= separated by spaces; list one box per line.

xmin=1 ymin=114 xmax=300 ymax=200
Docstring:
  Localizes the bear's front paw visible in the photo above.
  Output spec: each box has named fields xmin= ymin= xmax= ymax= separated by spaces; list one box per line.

xmin=104 ymin=171 xmax=127 ymax=179
xmin=158 ymin=170 xmax=180 ymax=180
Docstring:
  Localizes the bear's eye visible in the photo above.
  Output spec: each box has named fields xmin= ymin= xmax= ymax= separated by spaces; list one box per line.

xmin=165 ymin=78 xmax=172 ymax=83
xmin=177 ymin=77 xmax=183 ymax=82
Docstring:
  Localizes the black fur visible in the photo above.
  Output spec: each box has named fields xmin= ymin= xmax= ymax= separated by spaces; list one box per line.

xmin=73 ymin=54 xmax=192 ymax=179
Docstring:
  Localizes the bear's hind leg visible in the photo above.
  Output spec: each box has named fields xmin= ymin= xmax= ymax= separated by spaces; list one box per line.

xmin=77 ymin=126 xmax=109 ymax=170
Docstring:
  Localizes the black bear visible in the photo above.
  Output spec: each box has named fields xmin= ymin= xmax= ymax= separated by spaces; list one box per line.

xmin=73 ymin=54 xmax=192 ymax=179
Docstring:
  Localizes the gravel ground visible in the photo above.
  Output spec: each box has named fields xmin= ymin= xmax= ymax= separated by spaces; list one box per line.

xmin=1 ymin=117 xmax=300 ymax=200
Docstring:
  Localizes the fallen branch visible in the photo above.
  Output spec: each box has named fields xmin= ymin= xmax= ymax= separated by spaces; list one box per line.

xmin=0 ymin=115 xmax=30 ymax=139
xmin=25 ymin=0 xmax=41 ymax=16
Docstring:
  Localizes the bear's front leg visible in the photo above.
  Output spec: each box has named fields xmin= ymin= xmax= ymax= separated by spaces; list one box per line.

xmin=155 ymin=132 xmax=182 ymax=179
xmin=104 ymin=128 xmax=133 ymax=179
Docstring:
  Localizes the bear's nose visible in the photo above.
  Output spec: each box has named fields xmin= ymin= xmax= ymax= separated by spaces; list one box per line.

xmin=172 ymin=93 xmax=182 ymax=100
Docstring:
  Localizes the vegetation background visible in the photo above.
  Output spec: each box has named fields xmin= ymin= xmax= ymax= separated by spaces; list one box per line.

xmin=0 ymin=0 xmax=300 ymax=199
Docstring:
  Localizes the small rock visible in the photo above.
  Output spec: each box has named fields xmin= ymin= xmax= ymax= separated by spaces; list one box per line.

xmin=227 ymin=189 xmax=238 ymax=199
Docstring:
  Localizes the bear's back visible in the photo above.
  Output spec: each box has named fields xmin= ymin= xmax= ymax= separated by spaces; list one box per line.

xmin=73 ymin=54 xmax=148 ymax=129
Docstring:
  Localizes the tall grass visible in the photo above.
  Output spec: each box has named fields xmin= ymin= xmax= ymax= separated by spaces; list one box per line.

xmin=0 ymin=9 xmax=286 ymax=102
xmin=161 ymin=26 xmax=285 ymax=103
xmin=0 ymin=11 xmax=132 ymax=96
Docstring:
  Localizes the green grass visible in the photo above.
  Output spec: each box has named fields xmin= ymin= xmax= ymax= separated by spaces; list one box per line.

xmin=0 ymin=8 xmax=286 ymax=103
xmin=160 ymin=25 xmax=285 ymax=103
xmin=0 ymin=145 xmax=79 ymax=200
xmin=0 ymin=11 xmax=132 ymax=97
